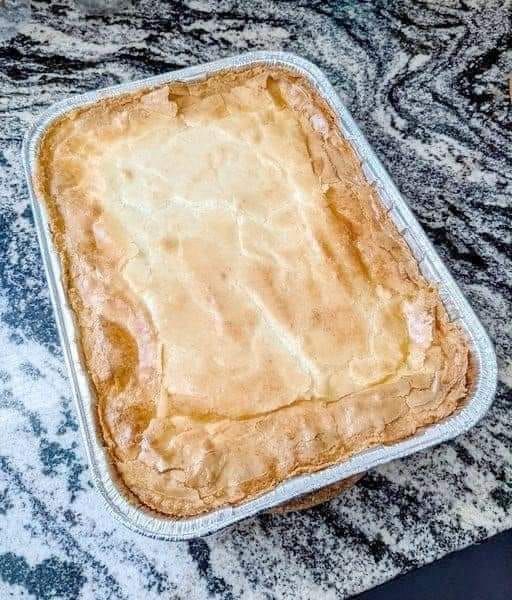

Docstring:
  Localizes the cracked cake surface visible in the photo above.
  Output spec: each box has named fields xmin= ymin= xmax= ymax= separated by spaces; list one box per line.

xmin=35 ymin=66 xmax=469 ymax=517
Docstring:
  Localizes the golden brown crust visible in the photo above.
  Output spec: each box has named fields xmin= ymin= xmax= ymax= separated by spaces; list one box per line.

xmin=35 ymin=66 xmax=469 ymax=517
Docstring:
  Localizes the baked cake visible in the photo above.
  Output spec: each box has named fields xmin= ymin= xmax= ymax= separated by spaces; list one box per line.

xmin=35 ymin=66 xmax=469 ymax=517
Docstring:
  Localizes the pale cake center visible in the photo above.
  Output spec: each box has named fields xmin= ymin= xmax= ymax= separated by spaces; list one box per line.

xmin=92 ymin=93 xmax=408 ymax=420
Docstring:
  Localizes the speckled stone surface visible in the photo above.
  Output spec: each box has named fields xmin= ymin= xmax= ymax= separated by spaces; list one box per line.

xmin=0 ymin=1 xmax=511 ymax=598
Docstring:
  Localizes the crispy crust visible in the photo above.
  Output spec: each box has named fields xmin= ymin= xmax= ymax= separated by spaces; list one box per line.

xmin=35 ymin=66 xmax=469 ymax=517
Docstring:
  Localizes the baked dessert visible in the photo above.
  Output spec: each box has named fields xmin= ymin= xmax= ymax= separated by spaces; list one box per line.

xmin=35 ymin=66 xmax=469 ymax=517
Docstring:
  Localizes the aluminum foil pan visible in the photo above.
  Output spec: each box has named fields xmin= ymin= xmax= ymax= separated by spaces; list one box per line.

xmin=23 ymin=51 xmax=497 ymax=540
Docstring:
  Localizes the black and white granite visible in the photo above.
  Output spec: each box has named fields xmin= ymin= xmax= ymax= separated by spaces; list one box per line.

xmin=1 ymin=1 xmax=511 ymax=598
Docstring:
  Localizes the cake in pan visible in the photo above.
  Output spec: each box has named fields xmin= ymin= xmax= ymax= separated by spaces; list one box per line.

xmin=35 ymin=66 xmax=469 ymax=517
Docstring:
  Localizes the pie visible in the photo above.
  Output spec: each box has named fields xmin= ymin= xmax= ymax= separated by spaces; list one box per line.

xmin=35 ymin=66 xmax=469 ymax=517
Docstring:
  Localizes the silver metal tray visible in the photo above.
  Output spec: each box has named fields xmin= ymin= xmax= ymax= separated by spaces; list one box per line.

xmin=23 ymin=51 xmax=497 ymax=540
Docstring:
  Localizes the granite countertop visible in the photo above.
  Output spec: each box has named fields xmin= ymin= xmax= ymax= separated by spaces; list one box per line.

xmin=1 ymin=1 xmax=511 ymax=598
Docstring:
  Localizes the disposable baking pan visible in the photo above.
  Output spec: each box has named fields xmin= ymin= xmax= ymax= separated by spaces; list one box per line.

xmin=23 ymin=52 xmax=497 ymax=540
